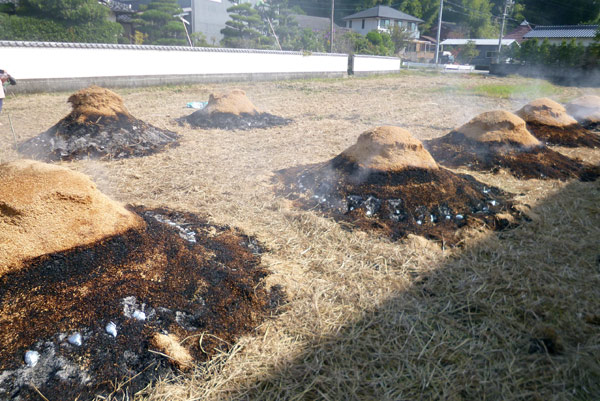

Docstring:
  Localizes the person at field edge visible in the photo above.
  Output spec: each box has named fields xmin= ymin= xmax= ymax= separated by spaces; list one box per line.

xmin=0 ymin=69 xmax=16 ymax=119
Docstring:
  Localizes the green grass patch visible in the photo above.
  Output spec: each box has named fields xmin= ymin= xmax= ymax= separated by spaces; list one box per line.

xmin=434 ymin=80 xmax=562 ymax=99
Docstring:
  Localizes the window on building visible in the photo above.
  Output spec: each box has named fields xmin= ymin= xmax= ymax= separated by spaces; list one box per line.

xmin=362 ymin=19 xmax=365 ymax=29
xmin=410 ymin=22 xmax=416 ymax=31
xmin=486 ymin=51 xmax=497 ymax=58
xmin=379 ymin=19 xmax=390 ymax=28
xmin=349 ymin=20 xmax=352 ymax=28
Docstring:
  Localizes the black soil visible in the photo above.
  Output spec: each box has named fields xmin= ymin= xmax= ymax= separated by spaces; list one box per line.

xmin=425 ymin=131 xmax=599 ymax=181
xmin=180 ymin=111 xmax=292 ymax=130
xmin=18 ymin=114 xmax=180 ymax=161
xmin=526 ymin=122 xmax=600 ymax=148
xmin=0 ymin=206 xmax=283 ymax=400
xmin=275 ymin=155 xmax=520 ymax=245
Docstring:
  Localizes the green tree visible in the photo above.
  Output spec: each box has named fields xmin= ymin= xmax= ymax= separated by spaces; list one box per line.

xmin=0 ymin=0 xmax=122 ymax=43
xmin=297 ymin=28 xmax=327 ymax=52
xmin=257 ymin=0 xmax=301 ymax=50
xmin=191 ymin=32 xmax=210 ymax=47
xmin=456 ymin=40 xmax=479 ymax=63
xmin=514 ymin=38 xmax=596 ymax=69
xmin=390 ymin=24 xmax=411 ymax=54
xmin=221 ymin=1 xmax=272 ymax=48
xmin=133 ymin=0 xmax=187 ymax=46
xmin=521 ymin=0 xmax=600 ymax=25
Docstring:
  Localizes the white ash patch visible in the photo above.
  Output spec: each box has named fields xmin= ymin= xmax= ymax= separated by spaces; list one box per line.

xmin=145 ymin=212 xmax=197 ymax=243
xmin=0 ymin=341 xmax=91 ymax=400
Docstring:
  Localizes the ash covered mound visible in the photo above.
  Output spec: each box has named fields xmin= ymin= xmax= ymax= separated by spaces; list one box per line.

xmin=181 ymin=89 xmax=292 ymax=130
xmin=0 ymin=160 xmax=144 ymax=273
xmin=565 ymin=95 xmax=600 ymax=128
xmin=516 ymin=98 xmax=600 ymax=148
xmin=425 ymin=110 xmax=597 ymax=181
xmin=18 ymin=86 xmax=180 ymax=161
xmin=275 ymin=126 xmax=519 ymax=244
xmin=0 ymin=163 xmax=282 ymax=400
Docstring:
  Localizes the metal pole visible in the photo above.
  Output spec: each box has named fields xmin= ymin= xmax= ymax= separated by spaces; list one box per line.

xmin=434 ymin=0 xmax=444 ymax=65
xmin=330 ymin=0 xmax=335 ymax=53
xmin=267 ymin=17 xmax=282 ymax=51
xmin=7 ymin=112 xmax=17 ymax=151
xmin=496 ymin=0 xmax=510 ymax=63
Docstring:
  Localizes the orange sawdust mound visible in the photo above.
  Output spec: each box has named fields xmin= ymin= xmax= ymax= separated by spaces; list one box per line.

xmin=67 ymin=85 xmax=131 ymax=123
xmin=455 ymin=110 xmax=541 ymax=147
xmin=182 ymin=89 xmax=291 ymax=130
xmin=203 ymin=89 xmax=259 ymax=116
xmin=275 ymin=126 xmax=519 ymax=245
xmin=566 ymin=95 xmax=600 ymax=125
xmin=516 ymin=98 xmax=577 ymax=127
xmin=425 ymin=111 xmax=598 ymax=181
xmin=341 ymin=126 xmax=439 ymax=171
xmin=515 ymin=98 xmax=600 ymax=147
xmin=0 ymin=160 xmax=144 ymax=273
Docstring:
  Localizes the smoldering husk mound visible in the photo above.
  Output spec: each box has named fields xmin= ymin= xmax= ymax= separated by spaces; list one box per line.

xmin=275 ymin=126 xmax=519 ymax=244
xmin=565 ymin=95 xmax=600 ymax=129
xmin=18 ymin=86 xmax=179 ymax=161
xmin=181 ymin=89 xmax=291 ymax=130
xmin=425 ymin=110 xmax=598 ymax=181
xmin=515 ymin=98 xmax=600 ymax=148
xmin=0 ymin=161 xmax=282 ymax=400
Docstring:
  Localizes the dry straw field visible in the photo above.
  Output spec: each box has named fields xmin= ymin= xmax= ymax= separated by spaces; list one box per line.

xmin=1 ymin=71 xmax=599 ymax=400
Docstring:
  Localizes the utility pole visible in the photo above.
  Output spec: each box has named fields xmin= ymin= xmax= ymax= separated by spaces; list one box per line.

xmin=496 ymin=0 xmax=513 ymax=63
xmin=434 ymin=0 xmax=444 ymax=65
xmin=330 ymin=0 xmax=335 ymax=52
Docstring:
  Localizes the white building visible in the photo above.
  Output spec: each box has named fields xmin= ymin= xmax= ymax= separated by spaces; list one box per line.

xmin=342 ymin=5 xmax=423 ymax=39
xmin=182 ymin=0 xmax=260 ymax=45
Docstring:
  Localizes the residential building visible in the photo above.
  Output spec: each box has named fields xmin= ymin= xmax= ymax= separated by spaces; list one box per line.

xmin=522 ymin=25 xmax=598 ymax=46
xmin=181 ymin=0 xmax=260 ymax=45
xmin=440 ymin=38 xmax=517 ymax=67
xmin=342 ymin=5 xmax=423 ymax=39
xmin=99 ymin=0 xmax=136 ymax=41
xmin=504 ymin=20 xmax=533 ymax=43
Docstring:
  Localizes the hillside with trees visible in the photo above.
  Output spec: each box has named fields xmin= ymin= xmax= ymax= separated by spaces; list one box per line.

xmin=0 ymin=0 xmax=122 ymax=43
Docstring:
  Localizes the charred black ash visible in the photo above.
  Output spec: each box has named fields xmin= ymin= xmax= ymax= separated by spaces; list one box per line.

xmin=180 ymin=111 xmax=292 ymax=130
xmin=18 ymin=114 xmax=179 ymax=161
xmin=0 ymin=207 xmax=282 ymax=401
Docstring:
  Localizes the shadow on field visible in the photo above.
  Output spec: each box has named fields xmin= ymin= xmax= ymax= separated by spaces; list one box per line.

xmin=230 ymin=179 xmax=600 ymax=400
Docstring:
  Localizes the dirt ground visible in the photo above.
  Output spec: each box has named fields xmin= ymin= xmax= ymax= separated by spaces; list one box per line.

xmin=1 ymin=72 xmax=600 ymax=400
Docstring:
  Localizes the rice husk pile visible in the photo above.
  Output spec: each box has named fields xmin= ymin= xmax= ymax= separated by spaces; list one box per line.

xmin=18 ymin=86 xmax=179 ymax=161
xmin=565 ymin=95 xmax=600 ymax=126
xmin=67 ymin=85 xmax=131 ymax=123
xmin=341 ymin=126 xmax=439 ymax=170
xmin=275 ymin=126 xmax=519 ymax=245
xmin=0 ymin=159 xmax=144 ymax=274
xmin=516 ymin=98 xmax=600 ymax=147
xmin=181 ymin=89 xmax=292 ymax=130
xmin=0 ymin=164 xmax=282 ymax=400
xmin=203 ymin=89 xmax=259 ymax=115
xmin=425 ymin=111 xmax=598 ymax=181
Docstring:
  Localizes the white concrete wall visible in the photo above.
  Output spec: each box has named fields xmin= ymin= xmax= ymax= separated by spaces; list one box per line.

xmin=0 ymin=41 xmax=405 ymax=92
xmin=0 ymin=43 xmax=348 ymax=80
xmin=354 ymin=55 xmax=401 ymax=73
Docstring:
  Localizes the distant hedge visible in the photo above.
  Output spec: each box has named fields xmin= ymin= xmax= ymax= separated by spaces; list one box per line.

xmin=507 ymin=38 xmax=600 ymax=69
xmin=0 ymin=13 xmax=122 ymax=43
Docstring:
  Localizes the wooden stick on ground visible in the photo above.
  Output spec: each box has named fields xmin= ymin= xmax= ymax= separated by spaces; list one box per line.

xmin=7 ymin=112 xmax=17 ymax=151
